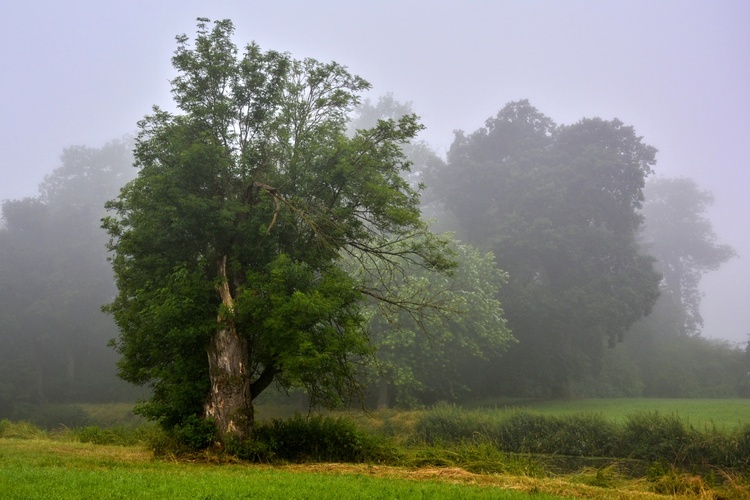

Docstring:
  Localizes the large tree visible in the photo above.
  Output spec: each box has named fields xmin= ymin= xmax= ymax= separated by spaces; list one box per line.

xmin=639 ymin=177 xmax=736 ymax=336
xmin=428 ymin=100 xmax=661 ymax=398
xmin=103 ymin=19 xmax=452 ymax=443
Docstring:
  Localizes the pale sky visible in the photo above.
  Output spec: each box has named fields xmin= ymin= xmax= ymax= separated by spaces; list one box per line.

xmin=1 ymin=1 xmax=748 ymax=343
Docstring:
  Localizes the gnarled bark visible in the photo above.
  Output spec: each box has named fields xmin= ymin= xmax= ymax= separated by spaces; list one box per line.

xmin=204 ymin=326 xmax=253 ymax=442
xmin=204 ymin=256 xmax=253 ymax=442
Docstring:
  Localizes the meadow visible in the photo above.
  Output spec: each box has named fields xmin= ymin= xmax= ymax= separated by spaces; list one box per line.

xmin=473 ymin=398 xmax=750 ymax=431
xmin=0 ymin=435 xmax=576 ymax=499
xmin=2 ymin=398 xmax=749 ymax=499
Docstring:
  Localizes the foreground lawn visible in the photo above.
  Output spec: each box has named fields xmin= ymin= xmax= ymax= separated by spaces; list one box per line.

xmin=0 ymin=439 xmax=578 ymax=499
xmin=4 ymin=423 xmax=748 ymax=498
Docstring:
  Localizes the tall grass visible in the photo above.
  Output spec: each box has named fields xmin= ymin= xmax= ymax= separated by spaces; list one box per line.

xmin=413 ymin=403 xmax=750 ymax=470
xmin=477 ymin=398 xmax=750 ymax=431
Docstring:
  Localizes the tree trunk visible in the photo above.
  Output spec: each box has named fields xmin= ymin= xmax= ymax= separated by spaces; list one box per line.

xmin=551 ymin=373 xmax=573 ymax=399
xmin=551 ymin=330 xmax=574 ymax=399
xmin=377 ymin=378 xmax=390 ymax=409
xmin=204 ymin=326 xmax=253 ymax=442
xmin=65 ymin=345 xmax=75 ymax=385
xmin=204 ymin=256 xmax=253 ymax=443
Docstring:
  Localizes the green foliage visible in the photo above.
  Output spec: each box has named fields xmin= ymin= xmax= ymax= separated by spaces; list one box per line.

xmin=367 ymin=238 xmax=513 ymax=407
xmin=237 ymin=414 xmax=397 ymax=463
xmin=573 ymin=344 xmax=645 ymax=398
xmin=625 ymin=310 xmax=748 ymax=397
xmin=428 ymin=100 xmax=661 ymax=398
xmin=103 ymin=18 xmax=453 ymax=439
xmin=237 ymin=254 xmax=371 ymax=408
xmin=170 ymin=415 xmax=218 ymax=451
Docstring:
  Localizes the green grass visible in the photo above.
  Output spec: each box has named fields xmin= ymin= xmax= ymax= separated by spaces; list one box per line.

xmin=469 ymin=398 xmax=750 ymax=431
xmin=4 ymin=405 xmax=750 ymax=499
xmin=0 ymin=439 xmax=572 ymax=499
xmin=78 ymin=402 xmax=147 ymax=427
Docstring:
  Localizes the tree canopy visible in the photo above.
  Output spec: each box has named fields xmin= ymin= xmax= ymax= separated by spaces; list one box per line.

xmin=428 ymin=100 xmax=662 ymax=398
xmin=103 ymin=19 xmax=453 ymax=442
xmin=640 ymin=176 xmax=736 ymax=336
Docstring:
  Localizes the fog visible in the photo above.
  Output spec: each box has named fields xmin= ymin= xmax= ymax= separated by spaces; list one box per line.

xmin=2 ymin=1 xmax=748 ymax=343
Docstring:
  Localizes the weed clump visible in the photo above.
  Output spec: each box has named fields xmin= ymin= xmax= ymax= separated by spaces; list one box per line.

xmin=0 ymin=419 xmax=49 ymax=439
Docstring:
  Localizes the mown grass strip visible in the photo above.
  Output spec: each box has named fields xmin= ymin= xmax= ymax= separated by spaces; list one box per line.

xmin=0 ymin=439 xmax=573 ymax=499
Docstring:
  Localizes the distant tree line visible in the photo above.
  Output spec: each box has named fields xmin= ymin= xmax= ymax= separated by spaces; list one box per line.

xmin=355 ymin=95 xmax=745 ymax=403
xmin=0 ymin=139 xmax=142 ymax=419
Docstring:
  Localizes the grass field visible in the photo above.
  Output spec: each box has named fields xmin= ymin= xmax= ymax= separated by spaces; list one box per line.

xmin=39 ymin=397 xmax=749 ymax=433
xmin=0 ymin=438 xmax=579 ymax=499
xmin=3 ymin=399 xmax=749 ymax=499
xmin=261 ymin=397 xmax=750 ymax=435
xmin=475 ymin=398 xmax=750 ymax=431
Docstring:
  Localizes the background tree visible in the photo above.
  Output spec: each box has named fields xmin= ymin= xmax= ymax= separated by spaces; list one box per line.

xmin=350 ymin=94 xmax=446 ymax=198
xmin=639 ymin=177 xmax=736 ymax=336
xmin=428 ymin=100 xmax=661 ymax=398
xmin=351 ymin=96 xmax=514 ymax=406
xmin=366 ymin=237 xmax=513 ymax=407
xmin=103 ymin=19 xmax=453 ymax=444
xmin=0 ymin=139 xmax=137 ymax=417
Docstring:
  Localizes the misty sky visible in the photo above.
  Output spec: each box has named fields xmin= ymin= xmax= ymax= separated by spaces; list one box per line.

xmin=1 ymin=1 xmax=748 ymax=343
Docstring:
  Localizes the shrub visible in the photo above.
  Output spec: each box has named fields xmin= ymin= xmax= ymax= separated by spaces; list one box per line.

xmin=246 ymin=414 xmax=397 ymax=463
xmin=171 ymin=415 xmax=218 ymax=451
xmin=647 ymin=463 xmax=710 ymax=496
xmin=620 ymin=411 xmax=692 ymax=462
xmin=414 ymin=402 xmax=493 ymax=444
xmin=0 ymin=419 xmax=48 ymax=439
xmin=416 ymin=406 xmax=618 ymax=458
xmin=494 ymin=411 xmax=555 ymax=453
xmin=547 ymin=413 xmax=619 ymax=457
